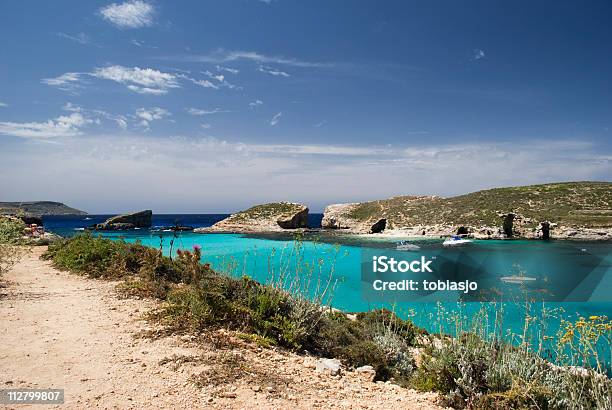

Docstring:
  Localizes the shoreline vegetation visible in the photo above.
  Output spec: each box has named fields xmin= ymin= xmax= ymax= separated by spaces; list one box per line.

xmin=27 ymin=230 xmax=612 ymax=409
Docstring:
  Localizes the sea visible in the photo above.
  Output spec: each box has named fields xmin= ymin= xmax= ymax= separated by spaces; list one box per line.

xmin=42 ymin=214 xmax=612 ymax=366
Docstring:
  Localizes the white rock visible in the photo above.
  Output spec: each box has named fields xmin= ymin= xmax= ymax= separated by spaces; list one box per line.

xmin=355 ymin=365 xmax=376 ymax=382
xmin=315 ymin=358 xmax=342 ymax=376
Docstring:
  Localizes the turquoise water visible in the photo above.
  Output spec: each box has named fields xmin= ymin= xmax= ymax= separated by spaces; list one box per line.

xmin=86 ymin=230 xmax=612 ymax=368
xmin=101 ymin=231 xmax=611 ymax=331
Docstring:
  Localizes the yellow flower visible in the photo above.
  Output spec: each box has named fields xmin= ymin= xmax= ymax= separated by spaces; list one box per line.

xmin=589 ymin=315 xmax=600 ymax=321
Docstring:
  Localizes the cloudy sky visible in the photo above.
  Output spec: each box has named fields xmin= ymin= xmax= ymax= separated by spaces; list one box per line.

xmin=0 ymin=1 xmax=610 ymax=213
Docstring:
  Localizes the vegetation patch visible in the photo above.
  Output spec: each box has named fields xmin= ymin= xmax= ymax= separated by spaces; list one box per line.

xmin=0 ymin=216 xmax=28 ymax=277
xmin=223 ymin=202 xmax=306 ymax=225
xmin=43 ymin=234 xmax=423 ymax=382
xmin=347 ymin=182 xmax=612 ymax=228
xmin=411 ymin=312 xmax=612 ymax=409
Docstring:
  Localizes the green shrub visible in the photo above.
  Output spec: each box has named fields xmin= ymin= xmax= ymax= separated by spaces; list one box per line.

xmin=411 ymin=327 xmax=612 ymax=409
xmin=0 ymin=216 xmax=25 ymax=244
xmin=43 ymin=235 xmax=425 ymax=382
xmin=44 ymin=233 xmax=125 ymax=277
xmin=0 ymin=216 xmax=28 ymax=276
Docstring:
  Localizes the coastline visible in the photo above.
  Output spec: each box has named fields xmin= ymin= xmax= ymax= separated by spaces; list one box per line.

xmin=192 ymin=226 xmax=612 ymax=241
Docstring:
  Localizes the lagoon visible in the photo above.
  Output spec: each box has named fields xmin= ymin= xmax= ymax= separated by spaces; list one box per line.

xmin=43 ymin=214 xmax=612 ymax=362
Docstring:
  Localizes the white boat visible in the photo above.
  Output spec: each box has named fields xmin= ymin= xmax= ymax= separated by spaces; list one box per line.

xmin=442 ymin=236 xmax=473 ymax=247
xmin=501 ymin=275 xmax=537 ymax=284
xmin=396 ymin=241 xmax=420 ymax=251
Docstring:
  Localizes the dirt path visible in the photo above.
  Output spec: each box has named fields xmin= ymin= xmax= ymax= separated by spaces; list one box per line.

xmin=0 ymin=247 xmax=443 ymax=409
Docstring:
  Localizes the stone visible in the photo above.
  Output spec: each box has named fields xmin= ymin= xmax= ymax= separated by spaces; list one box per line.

xmin=354 ymin=365 xmax=376 ymax=382
xmin=95 ymin=210 xmax=152 ymax=230
xmin=370 ymin=219 xmax=386 ymax=233
xmin=539 ymin=221 xmax=551 ymax=240
xmin=315 ymin=358 xmax=342 ymax=376
xmin=277 ymin=206 xmax=309 ymax=229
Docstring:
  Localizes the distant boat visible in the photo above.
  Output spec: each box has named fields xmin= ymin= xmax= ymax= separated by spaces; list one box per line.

xmin=501 ymin=275 xmax=537 ymax=284
xmin=443 ymin=236 xmax=473 ymax=247
xmin=74 ymin=227 xmax=85 ymax=231
xmin=84 ymin=217 xmax=92 ymax=220
xmin=396 ymin=241 xmax=420 ymax=251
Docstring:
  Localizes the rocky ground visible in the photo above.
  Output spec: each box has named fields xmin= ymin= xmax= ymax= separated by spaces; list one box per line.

xmin=0 ymin=247 xmax=443 ymax=409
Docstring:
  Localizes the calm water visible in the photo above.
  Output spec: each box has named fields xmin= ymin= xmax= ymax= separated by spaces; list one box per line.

xmin=43 ymin=214 xmax=612 ymax=363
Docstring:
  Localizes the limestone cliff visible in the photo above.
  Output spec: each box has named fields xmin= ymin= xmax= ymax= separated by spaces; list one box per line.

xmin=196 ymin=202 xmax=309 ymax=233
xmin=321 ymin=182 xmax=612 ymax=240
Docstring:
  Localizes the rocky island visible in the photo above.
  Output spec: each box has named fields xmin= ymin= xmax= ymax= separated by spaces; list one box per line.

xmin=322 ymin=182 xmax=612 ymax=240
xmin=195 ymin=202 xmax=309 ymax=233
xmin=93 ymin=210 xmax=153 ymax=230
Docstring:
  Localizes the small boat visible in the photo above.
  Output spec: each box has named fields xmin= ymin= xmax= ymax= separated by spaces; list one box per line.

xmin=396 ymin=241 xmax=420 ymax=251
xmin=84 ymin=217 xmax=92 ymax=220
xmin=74 ymin=227 xmax=85 ymax=231
xmin=501 ymin=275 xmax=537 ymax=284
xmin=443 ymin=236 xmax=473 ymax=247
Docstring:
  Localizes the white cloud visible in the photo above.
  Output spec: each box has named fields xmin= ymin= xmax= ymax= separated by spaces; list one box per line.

xmin=216 ymin=65 xmax=239 ymax=74
xmin=57 ymin=32 xmax=91 ymax=45
xmin=44 ymin=65 xmax=238 ymax=95
xmin=201 ymin=71 xmax=239 ymax=89
xmin=184 ymin=77 xmax=219 ymax=89
xmin=0 ymin=112 xmax=92 ymax=139
xmin=170 ymin=49 xmax=332 ymax=68
xmin=41 ymin=72 xmax=84 ymax=93
xmin=472 ymin=48 xmax=485 ymax=61
xmin=99 ymin=1 xmax=155 ymax=29
xmin=0 ymin=102 xmax=7 ymax=107
xmin=135 ymin=107 xmax=170 ymax=128
xmin=257 ymin=65 xmax=290 ymax=77
xmin=269 ymin=112 xmax=282 ymax=126
xmin=115 ymin=117 xmax=128 ymax=130
xmin=63 ymin=103 xmax=130 ymax=130
xmin=1 ymin=136 xmax=608 ymax=213
xmin=249 ymin=100 xmax=263 ymax=109
xmin=130 ymin=39 xmax=157 ymax=48
xmin=186 ymin=107 xmax=229 ymax=116
xmin=92 ymin=65 xmax=179 ymax=94
xmin=200 ymin=123 xmax=211 ymax=129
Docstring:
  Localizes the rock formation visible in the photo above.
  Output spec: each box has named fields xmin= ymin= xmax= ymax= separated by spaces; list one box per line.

xmin=321 ymin=203 xmax=388 ymax=233
xmin=95 ymin=210 xmax=152 ymax=230
xmin=196 ymin=202 xmax=309 ymax=233
xmin=319 ymin=182 xmax=612 ymax=240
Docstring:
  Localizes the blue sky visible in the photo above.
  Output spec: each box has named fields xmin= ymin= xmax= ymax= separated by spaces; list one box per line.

xmin=0 ymin=0 xmax=610 ymax=213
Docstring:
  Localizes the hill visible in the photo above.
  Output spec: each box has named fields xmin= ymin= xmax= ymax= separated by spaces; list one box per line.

xmin=0 ymin=201 xmax=87 ymax=216
xmin=321 ymin=182 xmax=612 ymax=240
xmin=195 ymin=202 xmax=308 ymax=233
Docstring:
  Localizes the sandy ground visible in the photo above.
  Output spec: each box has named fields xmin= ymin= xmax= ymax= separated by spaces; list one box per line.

xmin=0 ymin=247 xmax=443 ymax=409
